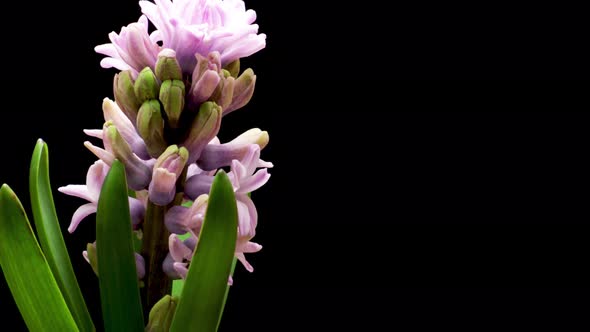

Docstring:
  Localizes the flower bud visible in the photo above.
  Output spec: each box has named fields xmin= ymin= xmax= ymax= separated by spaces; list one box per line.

xmin=149 ymin=145 xmax=189 ymax=206
xmin=211 ymin=76 xmax=235 ymax=111
xmin=83 ymin=242 xmax=98 ymax=276
xmin=145 ymin=295 xmax=178 ymax=332
xmin=137 ymin=100 xmax=167 ymax=158
xmin=183 ymin=102 xmax=222 ymax=164
xmin=224 ymin=59 xmax=240 ymax=78
xmin=103 ymin=98 xmax=150 ymax=159
xmin=114 ymin=70 xmax=141 ymax=123
xmin=105 ymin=123 xmax=152 ymax=190
xmin=134 ymin=67 xmax=160 ymax=102
xmin=155 ymin=49 xmax=182 ymax=81
xmin=159 ymin=80 xmax=185 ymax=128
xmin=223 ymin=68 xmax=256 ymax=115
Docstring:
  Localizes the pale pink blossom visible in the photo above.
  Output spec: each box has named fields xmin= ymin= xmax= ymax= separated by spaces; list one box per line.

xmin=96 ymin=0 xmax=265 ymax=75
xmin=58 ymin=160 xmax=145 ymax=233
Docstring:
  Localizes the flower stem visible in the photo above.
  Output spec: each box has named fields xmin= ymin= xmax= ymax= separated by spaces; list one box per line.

xmin=140 ymin=201 xmax=172 ymax=319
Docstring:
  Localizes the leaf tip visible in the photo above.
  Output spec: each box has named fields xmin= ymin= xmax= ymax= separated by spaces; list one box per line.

xmin=0 ymin=183 xmax=14 ymax=197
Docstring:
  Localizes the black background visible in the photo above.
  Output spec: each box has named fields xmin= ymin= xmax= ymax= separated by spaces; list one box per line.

xmin=1 ymin=0 xmax=589 ymax=331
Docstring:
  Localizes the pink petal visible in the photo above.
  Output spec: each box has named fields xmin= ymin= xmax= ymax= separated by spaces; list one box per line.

xmin=240 ymin=194 xmax=258 ymax=234
xmin=68 ymin=203 xmax=97 ymax=233
xmin=84 ymin=141 xmax=115 ymax=165
xmin=237 ymin=168 xmax=270 ymax=194
xmin=86 ymin=160 xmax=109 ymax=200
xmin=163 ymin=253 xmax=180 ymax=279
xmin=236 ymin=252 xmax=254 ymax=272
xmin=258 ymin=159 xmax=274 ymax=168
xmin=165 ymin=205 xmax=191 ymax=234
xmin=149 ymin=168 xmax=177 ymax=206
xmin=184 ymin=174 xmax=214 ymax=200
xmin=82 ymin=250 xmax=90 ymax=264
xmin=94 ymin=44 xmax=119 ymax=58
xmin=83 ymin=129 xmax=103 ymax=139
xmin=58 ymin=185 xmax=94 ymax=203
xmin=173 ymin=262 xmax=189 ymax=279
xmin=99 ymin=58 xmax=132 ymax=71
xmin=238 ymin=241 xmax=262 ymax=254
xmin=169 ymin=234 xmax=194 ymax=262
xmin=241 ymin=145 xmax=261 ymax=176
xmin=236 ymin=198 xmax=252 ymax=237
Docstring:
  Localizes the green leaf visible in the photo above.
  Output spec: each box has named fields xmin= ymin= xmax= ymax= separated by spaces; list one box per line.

xmin=169 ymin=170 xmax=238 ymax=332
xmin=0 ymin=184 xmax=79 ymax=332
xmin=96 ymin=160 xmax=144 ymax=332
xmin=216 ymin=257 xmax=237 ymax=331
xmin=29 ymin=139 xmax=94 ymax=332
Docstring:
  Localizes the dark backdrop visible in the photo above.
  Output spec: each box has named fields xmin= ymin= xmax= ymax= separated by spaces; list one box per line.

xmin=1 ymin=1 xmax=588 ymax=331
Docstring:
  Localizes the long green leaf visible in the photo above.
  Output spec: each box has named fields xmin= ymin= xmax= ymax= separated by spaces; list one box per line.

xmin=0 ymin=184 xmax=79 ymax=331
xmin=169 ymin=170 xmax=238 ymax=332
xmin=96 ymin=160 xmax=144 ymax=332
xmin=29 ymin=139 xmax=94 ymax=332
xmin=216 ymin=257 xmax=237 ymax=331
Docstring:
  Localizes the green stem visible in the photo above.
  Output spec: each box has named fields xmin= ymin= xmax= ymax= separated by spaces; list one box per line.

xmin=140 ymin=201 xmax=172 ymax=320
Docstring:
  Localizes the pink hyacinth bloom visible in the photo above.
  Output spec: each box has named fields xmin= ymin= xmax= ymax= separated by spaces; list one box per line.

xmin=140 ymin=0 xmax=266 ymax=72
xmin=95 ymin=15 xmax=160 ymax=76
xmin=227 ymin=145 xmax=270 ymax=271
xmin=58 ymin=160 xmax=145 ymax=233
xmin=180 ymin=144 xmax=271 ymax=272
xmin=97 ymin=0 xmax=265 ymax=75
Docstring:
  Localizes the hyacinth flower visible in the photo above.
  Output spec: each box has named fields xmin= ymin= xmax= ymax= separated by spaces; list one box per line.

xmin=167 ymin=144 xmax=270 ymax=279
xmin=58 ymin=160 xmax=146 ymax=233
xmin=0 ymin=0 xmax=272 ymax=330
xmin=97 ymin=0 xmax=266 ymax=75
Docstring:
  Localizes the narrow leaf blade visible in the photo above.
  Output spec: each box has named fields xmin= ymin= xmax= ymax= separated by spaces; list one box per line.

xmin=29 ymin=139 xmax=94 ymax=332
xmin=0 ymin=184 xmax=78 ymax=331
xmin=170 ymin=170 xmax=238 ymax=332
xmin=96 ymin=160 xmax=144 ymax=332
xmin=216 ymin=257 xmax=237 ymax=331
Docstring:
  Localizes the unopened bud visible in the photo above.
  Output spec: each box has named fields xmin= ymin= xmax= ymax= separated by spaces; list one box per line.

xmin=224 ymin=68 xmax=256 ymax=115
xmin=149 ymin=145 xmax=189 ymax=206
xmin=189 ymin=53 xmax=222 ymax=106
xmin=183 ymin=102 xmax=222 ymax=164
xmin=137 ymin=100 xmax=167 ymax=157
xmin=159 ymin=80 xmax=185 ymax=128
xmin=83 ymin=242 xmax=98 ymax=276
xmin=134 ymin=67 xmax=160 ymax=102
xmin=211 ymin=76 xmax=235 ymax=111
xmin=103 ymin=98 xmax=150 ymax=159
xmin=155 ymin=49 xmax=183 ymax=81
xmin=114 ymin=71 xmax=141 ymax=123
xmin=224 ymin=59 xmax=240 ymax=78
xmin=146 ymin=295 xmax=178 ymax=332
xmin=105 ymin=123 xmax=152 ymax=190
